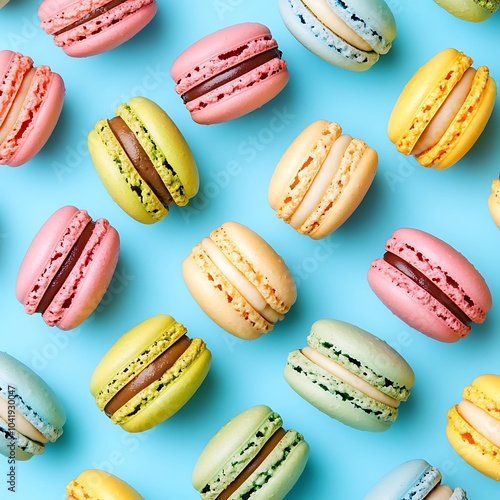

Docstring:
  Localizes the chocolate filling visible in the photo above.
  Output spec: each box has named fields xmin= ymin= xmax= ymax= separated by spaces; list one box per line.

xmin=104 ymin=335 xmax=192 ymax=417
xmin=53 ymin=0 xmax=128 ymax=36
xmin=181 ymin=48 xmax=282 ymax=104
xmin=108 ymin=116 xmax=174 ymax=208
xmin=383 ymin=251 xmax=471 ymax=326
xmin=36 ymin=221 xmax=95 ymax=314
xmin=217 ymin=427 xmax=287 ymax=500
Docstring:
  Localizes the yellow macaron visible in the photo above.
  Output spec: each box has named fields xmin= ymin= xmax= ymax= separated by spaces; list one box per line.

xmin=446 ymin=374 xmax=500 ymax=481
xmin=488 ymin=177 xmax=500 ymax=229
xmin=388 ymin=48 xmax=496 ymax=170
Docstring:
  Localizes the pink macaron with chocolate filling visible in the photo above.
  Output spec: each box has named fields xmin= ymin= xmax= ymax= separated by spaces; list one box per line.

xmin=38 ymin=0 xmax=158 ymax=58
xmin=0 ymin=50 xmax=64 ymax=167
xmin=16 ymin=206 xmax=120 ymax=330
xmin=368 ymin=228 xmax=492 ymax=342
xmin=171 ymin=22 xmax=289 ymax=125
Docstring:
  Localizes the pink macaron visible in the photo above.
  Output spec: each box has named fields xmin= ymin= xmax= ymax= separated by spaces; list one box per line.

xmin=0 ymin=50 xmax=64 ymax=167
xmin=16 ymin=206 xmax=120 ymax=330
xmin=171 ymin=22 xmax=289 ymax=125
xmin=368 ymin=228 xmax=492 ymax=342
xmin=38 ymin=0 xmax=158 ymax=58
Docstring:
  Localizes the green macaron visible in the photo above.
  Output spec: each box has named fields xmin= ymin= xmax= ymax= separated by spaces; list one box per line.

xmin=284 ymin=319 xmax=415 ymax=432
xmin=90 ymin=314 xmax=211 ymax=433
xmin=433 ymin=0 xmax=499 ymax=21
xmin=0 ymin=352 xmax=66 ymax=460
xmin=88 ymin=96 xmax=199 ymax=224
xmin=192 ymin=405 xmax=309 ymax=499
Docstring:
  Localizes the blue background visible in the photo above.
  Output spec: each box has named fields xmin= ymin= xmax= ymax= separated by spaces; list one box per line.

xmin=1 ymin=0 xmax=500 ymax=498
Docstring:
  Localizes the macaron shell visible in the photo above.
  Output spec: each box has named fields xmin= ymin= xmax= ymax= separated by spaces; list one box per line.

xmin=277 ymin=0 xmax=379 ymax=71
xmin=387 ymin=228 xmax=492 ymax=320
xmin=119 ymin=346 xmax=211 ymax=432
xmin=328 ymin=0 xmax=397 ymax=55
xmin=7 ymin=70 xmax=64 ymax=167
xmin=0 ymin=0 xmax=10 ymax=7
xmin=126 ymin=96 xmax=199 ymax=199
xmin=363 ymin=459 xmax=442 ymax=500
xmin=171 ymin=23 xmax=274 ymax=83
xmin=39 ymin=0 xmax=157 ymax=58
xmin=88 ymin=124 xmax=164 ymax=225
xmin=415 ymin=67 xmax=496 ymax=170
xmin=66 ymin=469 xmax=144 ymax=500
xmin=0 ymin=423 xmax=44 ymax=460
xmin=388 ymin=49 xmax=472 ymax=155
xmin=433 ymin=0 xmax=498 ymax=21
xmin=50 ymin=221 xmax=120 ymax=330
xmin=488 ymin=178 xmax=500 ymax=229
xmin=0 ymin=352 xmax=66 ymax=441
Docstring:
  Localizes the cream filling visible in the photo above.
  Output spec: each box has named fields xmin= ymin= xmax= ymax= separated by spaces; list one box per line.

xmin=201 ymin=238 xmax=284 ymax=324
xmin=0 ymin=67 xmax=36 ymax=144
xmin=0 ymin=395 xmax=48 ymax=444
xmin=412 ymin=67 xmax=476 ymax=156
xmin=302 ymin=0 xmax=372 ymax=51
xmin=301 ymin=347 xmax=400 ymax=407
xmin=458 ymin=399 xmax=500 ymax=448
xmin=290 ymin=134 xmax=351 ymax=229
xmin=426 ymin=484 xmax=454 ymax=500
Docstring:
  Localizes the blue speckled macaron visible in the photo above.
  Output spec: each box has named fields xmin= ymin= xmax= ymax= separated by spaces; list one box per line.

xmin=278 ymin=0 xmax=396 ymax=71
xmin=0 ymin=352 xmax=66 ymax=460
xmin=363 ymin=459 xmax=468 ymax=499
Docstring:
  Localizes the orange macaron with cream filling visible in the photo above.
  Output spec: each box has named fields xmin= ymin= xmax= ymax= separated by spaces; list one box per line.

xmin=388 ymin=48 xmax=496 ymax=169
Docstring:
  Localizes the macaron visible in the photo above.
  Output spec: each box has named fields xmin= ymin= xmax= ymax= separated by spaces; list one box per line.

xmin=368 ymin=227 xmax=492 ymax=342
xmin=0 ymin=50 xmax=64 ymax=167
xmin=66 ymin=469 xmax=143 ymax=499
xmin=88 ymin=96 xmax=199 ymax=224
xmin=90 ymin=314 xmax=211 ymax=432
xmin=278 ymin=0 xmax=396 ymax=71
xmin=268 ymin=120 xmax=378 ymax=239
xmin=0 ymin=352 xmax=66 ymax=461
xmin=171 ymin=22 xmax=289 ymax=124
xmin=488 ymin=176 xmax=500 ymax=229
xmin=363 ymin=459 xmax=467 ymax=499
xmin=388 ymin=48 xmax=496 ymax=169
xmin=433 ymin=0 xmax=499 ymax=22
xmin=284 ymin=319 xmax=415 ymax=432
xmin=192 ymin=405 xmax=309 ymax=499
xmin=446 ymin=374 xmax=500 ymax=481
xmin=182 ymin=221 xmax=297 ymax=340
xmin=38 ymin=0 xmax=158 ymax=58
xmin=0 ymin=0 xmax=10 ymax=9
xmin=16 ymin=205 xmax=120 ymax=330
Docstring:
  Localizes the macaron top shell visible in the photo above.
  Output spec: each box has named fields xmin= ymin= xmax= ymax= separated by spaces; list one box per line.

xmin=364 ymin=459 xmax=442 ymax=499
xmin=388 ymin=228 xmax=492 ymax=322
xmin=90 ymin=314 xmax=186 ymax=402
xmin=0 ymin=352 xmax=66 ymax=441
xmin=66 ymin=469 xmax=144 ymax=500
xmin=328 ymin=0 xmax=396 ymax=55
xmin=171 ymin=23 xmax=276 ymax=88
xmin=310 ymin=319 xmax=415 ymax=398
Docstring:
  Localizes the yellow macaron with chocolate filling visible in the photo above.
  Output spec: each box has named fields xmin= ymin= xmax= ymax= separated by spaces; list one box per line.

xmin=388 ymin=48 xmax=496 ymax=170
xmin=90 ymin=314 xmax=211 ymax=432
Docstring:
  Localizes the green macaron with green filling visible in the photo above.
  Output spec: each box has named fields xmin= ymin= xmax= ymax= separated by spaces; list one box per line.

xmin=284 ymin=319 xmax=415 ymax=432
xmin=433 ymin=0 xmax=499 ymax=21
xmin=192 ymin=404 xmax=309 ymax=499
xmin=88 ymin=96 xmax=199 ymax=224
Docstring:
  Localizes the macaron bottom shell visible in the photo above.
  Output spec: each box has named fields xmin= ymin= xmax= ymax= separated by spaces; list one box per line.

xmin=433 ymin=0 xmax=498 ymax=21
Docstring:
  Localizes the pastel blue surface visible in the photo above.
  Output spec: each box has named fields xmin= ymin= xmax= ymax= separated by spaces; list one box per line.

xmin=1 ymin=1 xmax=500 ymax=499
